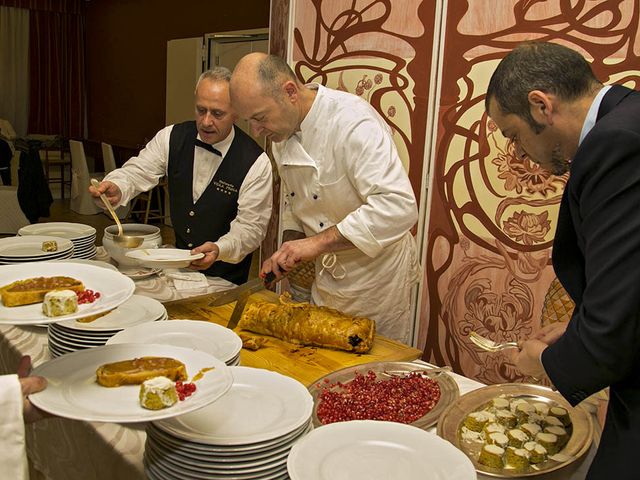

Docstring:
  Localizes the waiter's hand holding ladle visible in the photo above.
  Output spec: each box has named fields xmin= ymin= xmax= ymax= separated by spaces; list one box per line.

xmin=90 ymin=178 xmax=143 ymax=248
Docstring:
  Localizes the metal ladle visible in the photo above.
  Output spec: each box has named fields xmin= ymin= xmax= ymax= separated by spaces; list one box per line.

xmin=90 ymin=178 xmax=143 ymax=248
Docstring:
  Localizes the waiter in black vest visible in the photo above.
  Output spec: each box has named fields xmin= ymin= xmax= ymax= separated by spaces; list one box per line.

xmin=90 ymin=67 xmax=272 ymax=284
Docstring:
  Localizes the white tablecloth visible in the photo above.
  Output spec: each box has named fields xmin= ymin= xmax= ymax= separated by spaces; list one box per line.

xmin=0 ymin=257 xmax=599 ymax=480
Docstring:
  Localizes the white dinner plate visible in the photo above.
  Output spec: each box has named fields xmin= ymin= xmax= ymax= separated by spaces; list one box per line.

xmin=0 ymin=236 xmax=74 ymax=258
xmin=19 ymin=222 xmax=97 ymax=240
xmin=287 ymin=420 xmax=476 ymax=480
xmin=146 ymin=439 xmax=290 ymax=474
xmin=30 ymin=343 xmax=233 ymax=423
xmin=149 ymin=419 xmax=311 ymax=455
xmin=118 ymin=266 xmax=162 ymax=279
xmin=57 ymin=259 xmax=118 ymax=272
xmin=147 ymin=422 xmax=308 ymax=463
xmin=0 ymin=262 xmax=135 ymax=325
xmin=155 ymin=366 xmax=313 ymax=445
xmin=106 ymin=319 xmax=242 ymax=364
xmin=55 ymin=294 xmax=166 ymax=331
xmin=125 ymin=249 xmax=204 ymax=269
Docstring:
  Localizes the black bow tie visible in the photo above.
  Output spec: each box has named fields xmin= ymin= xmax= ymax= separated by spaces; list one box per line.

xmin=195 ymin=139 xmax=222 ymax=156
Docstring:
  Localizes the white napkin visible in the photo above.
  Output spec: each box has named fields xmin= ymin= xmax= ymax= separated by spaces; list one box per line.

xmin=0 ymin=374 xmax=28 ymax=480
xmin=163 ymin=268 xmax=209 ymax=291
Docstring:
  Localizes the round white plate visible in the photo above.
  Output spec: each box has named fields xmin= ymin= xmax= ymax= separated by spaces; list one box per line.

xmin=146 ymin=440 xmax=290 ymax=474
xmin=48 ymin=329 xmax=110 ymax=348
xmin=0 ymin=236 xmax=74 ymax=258
xmin=147 ymin=423 xmax=307 ymax=463
xmin=107 ymin=320 xmax=242 ymax=364
xmin=287 ymin=420 xmax=476 ymax=480
xmin=57 ymin=259 xmax=118 ymax=271
xmin=125 ymin=249 xmax=204 ymax=269
xmin=55 ymin=294 xmax=166 ymax=331
xmin=149 ymin=419 xmax=311 ymax=455
xmin=19 ymin=222 xmax=97 ymax=240
xmin=155 ymin=366 xmax=313 ymax=445
xmin=119 ymin=266 xmax=162 ymax=280
xmin=0 ymin=262 xmax=135 ymax=325
xmin=30 ymin=343 xmax=233 ymax=423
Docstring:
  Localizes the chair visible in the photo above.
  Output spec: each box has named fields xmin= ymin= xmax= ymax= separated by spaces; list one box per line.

xmin=129 ymin=177 xmax=170 ymax=224
xmin=69 ymin=139 xmax=104 ymax=215
xmin=0 ymin=186 xmax=30 ymax=234
xmin=101 ymin=141 xmax=133 ymax=219
xmin=41 ymin=143 xmax=72 ymax=199
xmin=101 ymin=142 xmax=117 ymax=173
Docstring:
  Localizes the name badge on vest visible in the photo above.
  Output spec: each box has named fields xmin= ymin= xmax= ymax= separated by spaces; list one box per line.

xmin=212 ymin=179 xmax=238 ymax=196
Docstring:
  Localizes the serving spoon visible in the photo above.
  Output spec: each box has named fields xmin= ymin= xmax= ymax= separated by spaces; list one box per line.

xmin=90 ymin=178 xmax=143 ymax=248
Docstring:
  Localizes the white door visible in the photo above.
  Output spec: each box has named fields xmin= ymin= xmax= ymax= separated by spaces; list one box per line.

xmin=206 ymin=29 xmax=269 ymax=145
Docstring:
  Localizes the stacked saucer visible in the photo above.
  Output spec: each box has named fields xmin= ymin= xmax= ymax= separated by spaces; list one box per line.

xmin=106 ymin=319 xmax=242 ymax=366
xmin=19 ymin=222 xmax=97 ymax=259
xmin=0 ymin=235 xmax=74 ymax=264
xmin=145 ymin=367 xmax=313 ymax=480
xmin=47 ymin=295 xmax=167 ymax=358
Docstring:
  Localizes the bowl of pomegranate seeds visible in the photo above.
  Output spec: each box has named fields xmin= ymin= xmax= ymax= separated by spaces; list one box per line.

xmin=309 ymin=361 xmax=459 ymax=431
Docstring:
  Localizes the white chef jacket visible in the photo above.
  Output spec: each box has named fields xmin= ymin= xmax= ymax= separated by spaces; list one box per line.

xmin=272 ymin=84 xmax=420 ymax=344
xmin=0 ymin=374 xmax=28 ymax=480
xmin=104 ymin=126 xmax=273 ymax=264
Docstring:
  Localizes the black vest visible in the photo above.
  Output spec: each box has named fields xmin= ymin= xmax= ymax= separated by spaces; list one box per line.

xmin=168 ymin=122 xmax=263 ymax=284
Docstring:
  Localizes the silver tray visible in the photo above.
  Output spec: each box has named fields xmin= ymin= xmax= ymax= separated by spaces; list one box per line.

xmin=308 ymin=361 xmax=459 ymax=430
xmin=436 ymin=383 xmax=593 ymax=477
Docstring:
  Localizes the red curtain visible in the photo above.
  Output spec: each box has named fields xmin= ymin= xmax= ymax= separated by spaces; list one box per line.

xmin=27 ymin=8 xmax=85 ymax=138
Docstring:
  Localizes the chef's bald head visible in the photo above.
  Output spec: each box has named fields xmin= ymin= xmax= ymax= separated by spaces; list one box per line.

xmin=232 ymin=53 xmax=299 ymax=100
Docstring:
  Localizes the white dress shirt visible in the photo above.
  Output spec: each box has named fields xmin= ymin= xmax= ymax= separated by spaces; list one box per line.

xmin=104 ymin=126 xmax=272 ymax=263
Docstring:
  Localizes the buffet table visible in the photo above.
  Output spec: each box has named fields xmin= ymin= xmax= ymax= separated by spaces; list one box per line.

xmin=0 ymin=269 xmax=599 ymax=480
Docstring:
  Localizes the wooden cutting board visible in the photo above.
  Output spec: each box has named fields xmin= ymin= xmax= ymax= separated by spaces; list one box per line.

xmin=163 ymin=290 xmax=423 ymax=386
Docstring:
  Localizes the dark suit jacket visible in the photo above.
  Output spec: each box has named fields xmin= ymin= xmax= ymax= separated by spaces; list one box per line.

xmin=543 ymin=85 xmax=640 ymax=478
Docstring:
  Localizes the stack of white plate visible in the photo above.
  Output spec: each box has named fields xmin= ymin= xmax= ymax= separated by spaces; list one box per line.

xmin=48 ymin=295 xmax=167 ymax=358
xmin=19 ymin=222 xmax=98 ymax=259
xmin=0 ymin=235 xmax=74 ymax=264
xmin=106 ymin=319 xmax=242 ymax=366
xmin=145 ymin=367 xmax=313 ymax=480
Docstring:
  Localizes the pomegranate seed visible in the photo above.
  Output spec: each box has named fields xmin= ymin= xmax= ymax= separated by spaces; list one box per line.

xmin=316 ymin=370 xmax=441 ymax=425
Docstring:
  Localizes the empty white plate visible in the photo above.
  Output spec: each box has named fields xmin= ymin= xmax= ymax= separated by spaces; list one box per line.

xmin=155 ymin=366 xmax=313 ymax=445
xmin=125 ymin=249 xmax=204 ymax=269
xmin=106 ymin=319 xmax=242 ymax=364
xmin=287 ymin=420 xmax=476 ymax=480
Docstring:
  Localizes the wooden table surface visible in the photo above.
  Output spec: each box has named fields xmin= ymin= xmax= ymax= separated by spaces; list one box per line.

xmin=163 ymin=290 xmax=423 ymax=387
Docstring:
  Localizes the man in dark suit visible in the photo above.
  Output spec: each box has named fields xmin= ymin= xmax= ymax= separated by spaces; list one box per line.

xmin=486 ymin=41 xmax=640 ymax=479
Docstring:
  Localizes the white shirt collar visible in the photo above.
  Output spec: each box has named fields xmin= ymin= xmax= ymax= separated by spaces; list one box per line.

xmin=579 ymin=85 xmax=611 ymax=145
xmin=196 ymin=125 xmax=236 ymax=157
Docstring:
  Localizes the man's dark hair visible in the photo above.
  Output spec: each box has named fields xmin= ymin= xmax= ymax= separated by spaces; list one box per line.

xmin=256 ymin=55 xmax=298 ymax=98
xmin=486 ymin=41 xmax=601 ymax=129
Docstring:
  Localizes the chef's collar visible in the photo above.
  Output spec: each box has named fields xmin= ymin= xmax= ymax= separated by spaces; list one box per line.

xmin=297 ymin=83 xmax=324 ymax=143
xmin=196 ymin=125 xmax=235 ymax=158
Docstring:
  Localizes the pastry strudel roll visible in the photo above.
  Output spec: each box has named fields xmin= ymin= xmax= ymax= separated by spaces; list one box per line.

xmin=237 ymin=294 xmax=375 ymax=353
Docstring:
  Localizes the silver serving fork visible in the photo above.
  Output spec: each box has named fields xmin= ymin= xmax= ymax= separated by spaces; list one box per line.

xmin=469 ymin=331 xmax=519 ymax=352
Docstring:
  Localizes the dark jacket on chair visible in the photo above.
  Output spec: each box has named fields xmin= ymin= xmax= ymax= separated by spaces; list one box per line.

xmin=16 ymin=142 xmax=53 ymax=223
xmin=543 ymin=85 xmax=640 ymax=479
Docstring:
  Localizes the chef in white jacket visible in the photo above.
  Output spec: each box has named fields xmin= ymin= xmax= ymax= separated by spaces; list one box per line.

xmin=230 ymin=53 xmax=420 ymax=344
xmin=1 ymin=356 xmax=48 ymax=480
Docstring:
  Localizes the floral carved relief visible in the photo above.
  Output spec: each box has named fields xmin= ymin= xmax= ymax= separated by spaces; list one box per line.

xmin=290 ymin=0 xmax=436 ymax=195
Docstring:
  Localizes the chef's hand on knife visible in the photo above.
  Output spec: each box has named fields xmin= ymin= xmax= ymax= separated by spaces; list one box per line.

xmin=261 ymin=226 xmax=354 ymax=279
